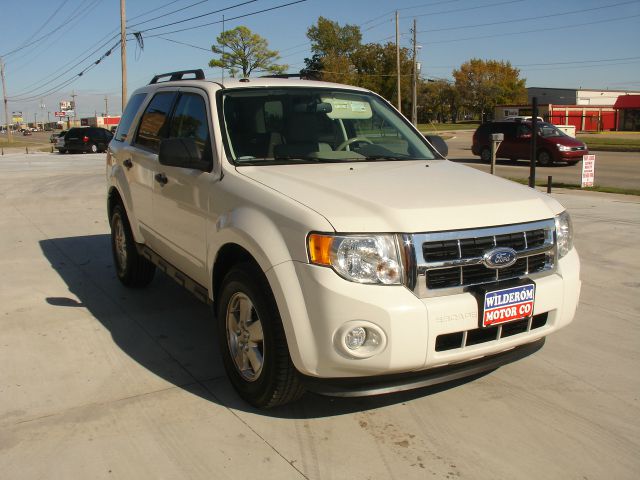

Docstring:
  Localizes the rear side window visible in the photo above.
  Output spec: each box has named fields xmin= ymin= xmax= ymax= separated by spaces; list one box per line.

xmin=168 ymin=93 xmax=212 ymax=165
xmin=135 ymin=92 xmax=177 ymax=153
xmin=115 ymin=93 xmax=147 ymax=142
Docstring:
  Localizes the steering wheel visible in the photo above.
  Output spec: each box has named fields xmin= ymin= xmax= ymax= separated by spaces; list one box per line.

xmin=336 ymin=136 xmax=374 ymax=151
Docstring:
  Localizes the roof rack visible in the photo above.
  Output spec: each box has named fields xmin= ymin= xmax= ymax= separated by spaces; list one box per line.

xmin=149 ymin=69 xmax=205 ymax=84
xmin=260 ymin=73 xmax=305 ymax=79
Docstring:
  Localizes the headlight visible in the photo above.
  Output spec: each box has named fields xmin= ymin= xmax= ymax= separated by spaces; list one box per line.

xmin=308 ymin=234 xmax=402 ymax=285
xmin=555 ymin=211 xmax=573 ymax=258
xmin=557 ymin=144 xmax=572 ymax=152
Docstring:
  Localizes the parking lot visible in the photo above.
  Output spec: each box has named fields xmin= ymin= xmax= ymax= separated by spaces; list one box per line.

xmin=0 ymin=152 xmax=638 ymax=479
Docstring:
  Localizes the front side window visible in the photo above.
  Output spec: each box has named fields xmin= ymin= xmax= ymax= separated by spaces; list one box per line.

xmin=115 ymin=93 xmax=147 ymax=142
xmin=135 ymin=91 xmax=177 ymax=153
xmin=167 ymin=93 xmax=212 ymax=165
xmin=219 ymin=88 xmax=439 ymax=165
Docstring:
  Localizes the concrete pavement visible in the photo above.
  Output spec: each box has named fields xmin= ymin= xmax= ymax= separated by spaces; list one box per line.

xmin=1 ymin=152 xmax=638 ymax=479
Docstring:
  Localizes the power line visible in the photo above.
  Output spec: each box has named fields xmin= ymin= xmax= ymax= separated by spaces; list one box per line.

xmin=1 ymin=3 xmax=97 ymax=58
xmin=421 ymin=12 xmax=640 ymax=45
xmin=141 ymin=0 xmax=308 ymax=38
xmin=156 ymin=36 xmax=212 ymax=52
xmin=9 ymin=41 xmax=121 ymax=102
xmin=129 ymin=0 xmax=258 ymax=31
xmin=418 ymin=0 xmax=640 ymax=34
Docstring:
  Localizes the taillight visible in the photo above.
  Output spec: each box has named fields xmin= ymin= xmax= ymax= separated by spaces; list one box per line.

xmin=83 ymin=136 xmax=89 ymax=143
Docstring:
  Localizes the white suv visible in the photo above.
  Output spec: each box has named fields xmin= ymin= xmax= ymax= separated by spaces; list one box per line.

xmin=106 ymin=69 xmax=581 ymax=407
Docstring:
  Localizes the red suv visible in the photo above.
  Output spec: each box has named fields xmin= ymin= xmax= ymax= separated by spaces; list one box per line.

xmin=472 ymin=121 xmax=588 ymax=166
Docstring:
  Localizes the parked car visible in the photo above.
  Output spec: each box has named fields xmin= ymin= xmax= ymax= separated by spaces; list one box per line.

xmin=61 ymin=127 xmax=113 ymax=153
xmin=23 ymin=130 xmax=32 ymax=136
xmin=472 ymin=120 xmax=588 ymax=166
xmin=107 ymin=69 xmax=581 ymax=407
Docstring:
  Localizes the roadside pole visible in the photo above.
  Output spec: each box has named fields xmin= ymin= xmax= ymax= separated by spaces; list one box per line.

xmin=120 ymin=0 xmax=127 ymax=112
xmin=411 ymin=19 xmax=418 ymax=126
xmin=395 ymin=11 xmax=401 ymax=113
xmin=528 ymin=97 xmax=538 ymax=188
xmin=1 ymin=57 xmax=12 ymax=143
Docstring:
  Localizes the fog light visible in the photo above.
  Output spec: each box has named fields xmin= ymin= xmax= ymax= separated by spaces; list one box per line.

xmin=345 ymin=327 xmax=367 ymax=350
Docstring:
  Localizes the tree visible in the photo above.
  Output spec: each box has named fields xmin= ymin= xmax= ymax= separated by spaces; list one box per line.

xmin=302 ymin=17 xmax=361 ymax=79
xmin=351 ymin=42 xmax=412 ymax=111
xmin=209 ymin=26 xmax=286 ymax=78
xmin=453 ymin=59 xmax=526 ymax=120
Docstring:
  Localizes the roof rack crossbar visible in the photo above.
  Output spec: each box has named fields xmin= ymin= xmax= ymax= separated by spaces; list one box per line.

xmin=260 ymin=73 xmax=303 ymax=79
xmin=149 ymin=69 xmax=205 ymax=84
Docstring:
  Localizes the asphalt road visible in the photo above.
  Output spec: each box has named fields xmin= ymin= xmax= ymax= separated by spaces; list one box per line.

xmin=444 ymin=130 xmax=640 ymax=190
xmin=0 ymin=152 xmax=638 ymax=479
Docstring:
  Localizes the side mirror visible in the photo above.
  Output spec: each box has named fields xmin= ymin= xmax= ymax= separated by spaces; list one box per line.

xmin=159 ymin=138 xmax=210 ymax=171
xmin=424 ymin=135 xmax=448 ymax=158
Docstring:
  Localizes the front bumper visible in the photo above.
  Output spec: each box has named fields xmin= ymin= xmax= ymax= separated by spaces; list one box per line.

xmin=267 ymin=248 xmax=580 ymax=379
xmin=302 ymin=338 xmax=545 ymax=397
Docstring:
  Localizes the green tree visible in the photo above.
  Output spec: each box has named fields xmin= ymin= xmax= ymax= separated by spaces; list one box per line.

xmin=209 ymin=26 xmax=286 ymax=78
xmin=302 ymin=17 xmax=362 ymax=79
xmin=351 ymin=42 xmax=412 ymax=110
xmin=453 ymin=59 xmax=526 ymax=120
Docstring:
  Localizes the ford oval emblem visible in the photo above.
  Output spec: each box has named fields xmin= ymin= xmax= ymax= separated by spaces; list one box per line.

xmin=483 ymin=247 xmax=518 ymax=269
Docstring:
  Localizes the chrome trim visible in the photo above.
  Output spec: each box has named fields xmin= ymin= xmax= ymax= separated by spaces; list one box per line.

xmin=409 ymin=219 xmax=556 ymax=298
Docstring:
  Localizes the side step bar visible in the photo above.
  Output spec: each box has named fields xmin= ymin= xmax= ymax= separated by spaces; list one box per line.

xmin=137 ymin=244 xmax=211 ymax=305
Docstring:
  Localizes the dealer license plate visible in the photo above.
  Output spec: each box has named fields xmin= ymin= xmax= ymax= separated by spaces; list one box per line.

xmin=482 ymin=283 xmax=536 ymax=327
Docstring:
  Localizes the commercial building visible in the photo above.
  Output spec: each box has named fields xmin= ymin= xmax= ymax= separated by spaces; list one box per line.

xmin=495 ymin=87 xmax=640 ymax=131
xmin=80 ymin=115 xmax=120 ymax=129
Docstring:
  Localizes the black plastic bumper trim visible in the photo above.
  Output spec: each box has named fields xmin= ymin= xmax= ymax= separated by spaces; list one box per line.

xmin=301 ymin=338 xmax=545 ymax=397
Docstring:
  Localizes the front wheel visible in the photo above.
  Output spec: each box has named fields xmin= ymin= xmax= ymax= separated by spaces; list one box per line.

xmin=58 ymin=149 xmax=66 ymax=154
xmin=110 ymin=204 xmax=155 ymax=287
xmin=537 ymin=150 xmax=553 ymax=166
xmin=217 ymin=262 xmax=304 ymax=408
xmin=480 ymin=146 xmax=491 ymax=163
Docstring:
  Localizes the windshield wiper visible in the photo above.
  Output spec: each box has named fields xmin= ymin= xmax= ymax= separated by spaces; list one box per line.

xmin=362 ymin=154 xmax=413 ymax=161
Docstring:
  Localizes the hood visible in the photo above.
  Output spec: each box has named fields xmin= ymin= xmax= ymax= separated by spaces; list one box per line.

xmin=551 ymin=135 xmax=586 ymax=147
xmin=237 ymin=160 xmax=564 ymax=232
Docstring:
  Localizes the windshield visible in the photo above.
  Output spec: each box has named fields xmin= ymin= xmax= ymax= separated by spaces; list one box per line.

xmin=537 ymin=122 xmax=567 ymax=138
xmin=219 ymin=88 xmax=439 ymax=165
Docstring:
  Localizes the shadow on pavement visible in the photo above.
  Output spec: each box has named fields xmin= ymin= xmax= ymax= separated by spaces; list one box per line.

xmin=40 ymin=234 xmax=489 ymax=419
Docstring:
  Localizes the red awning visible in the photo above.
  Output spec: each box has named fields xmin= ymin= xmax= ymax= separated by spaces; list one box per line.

xmin=613 ymin=95 xmax=640 ymax=109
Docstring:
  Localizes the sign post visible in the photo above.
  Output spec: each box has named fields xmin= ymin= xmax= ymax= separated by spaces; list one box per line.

xmin=581 ymin=155 xmax=595 ymax=188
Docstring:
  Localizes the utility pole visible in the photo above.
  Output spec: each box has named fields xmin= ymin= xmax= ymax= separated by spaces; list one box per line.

xmin=0 ymin=57 xmax=12 ymax=142
xmin=120 ymin=0 xmax=127 ymax=111
xmin=71 ymin=91 xmax=78 ymax=126
xmin=104 ymin=95 xmax=108 ymax=118
xmin=411 ymin=18 xmax=418 ymax=126
xmin=221 ymin=14 xmax=225 ymax=83
xmin=395 ymin=11 xmax=401 ymax=113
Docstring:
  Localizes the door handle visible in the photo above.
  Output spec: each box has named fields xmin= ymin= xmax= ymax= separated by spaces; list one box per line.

xmin=154 ymin=173 xmax=168 ymax=185
xmin=123 ymin=159 xmax=133 ymax=169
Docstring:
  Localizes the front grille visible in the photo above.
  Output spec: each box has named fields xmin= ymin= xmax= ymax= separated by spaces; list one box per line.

xmin=412 ymin=220 xmax=556 ymax=296
xmin=435 ymin=313 xmax=548 ymax=352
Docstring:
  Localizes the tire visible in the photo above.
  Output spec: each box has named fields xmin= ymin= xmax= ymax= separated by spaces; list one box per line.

xmin=567 ymin=160 xmax=579 ymax=166
xmin=480 ymin=147 xmax=491 ymax=163
xmin=110 ymin=203 xmax=155 ymax=287
xmin=537 ymin=150 xmax=553 ymax=166
xmin=217 ymin=262 xmax=304 ymax=408
xmin=58 ymin=149 xmax=66 ymax=154
xmin=90 ymin=144 xmax=98 ymax=153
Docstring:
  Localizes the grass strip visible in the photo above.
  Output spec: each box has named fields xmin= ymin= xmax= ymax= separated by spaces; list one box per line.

xmin=508 ymin=177 xmax=640 ymax=196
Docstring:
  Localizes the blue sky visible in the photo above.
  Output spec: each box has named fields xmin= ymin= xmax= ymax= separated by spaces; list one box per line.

xmin=2 ymin=0 xmax=639 ymax=120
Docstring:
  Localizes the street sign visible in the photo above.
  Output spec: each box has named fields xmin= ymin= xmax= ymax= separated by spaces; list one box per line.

xmin=581 ymin=155 xmax=595 ymax=188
